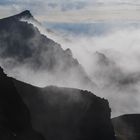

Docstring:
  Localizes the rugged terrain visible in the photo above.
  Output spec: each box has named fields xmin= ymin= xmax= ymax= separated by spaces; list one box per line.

xmin=112 ymin=114 xmax=140 ymax=140
xmin=0 ymin=66 xmax=115 ymax=140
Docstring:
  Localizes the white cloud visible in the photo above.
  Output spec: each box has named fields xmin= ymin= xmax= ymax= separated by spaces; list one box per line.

xmin=43 ymin=21 xmax=140 ymax=117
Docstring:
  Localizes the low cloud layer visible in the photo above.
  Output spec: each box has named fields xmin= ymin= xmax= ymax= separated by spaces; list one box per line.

xmin=44 ymin=21 xmax=140 ymax=117
xmin=7 ymin=17 xmax=140 ymax=117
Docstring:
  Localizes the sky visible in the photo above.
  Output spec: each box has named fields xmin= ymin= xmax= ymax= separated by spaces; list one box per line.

xmin=1 ymin=0 xmax=140 ymax=23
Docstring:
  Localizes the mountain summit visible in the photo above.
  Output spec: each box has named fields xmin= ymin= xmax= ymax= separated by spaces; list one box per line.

xmin=16 ymin=10 xmax=33 ymax=19
xmin=0 ymin=10 xmax=33 ymax=22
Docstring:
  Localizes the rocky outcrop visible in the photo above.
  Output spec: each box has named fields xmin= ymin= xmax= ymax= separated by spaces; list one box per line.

xmin=112 ymin=114 xmax=140 ymax=140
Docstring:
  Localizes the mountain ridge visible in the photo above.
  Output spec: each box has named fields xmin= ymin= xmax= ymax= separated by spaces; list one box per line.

xmin=0 ymin=66 xmax=115 ymax=140
xmin=0 ymin=10 xmax=96 ymax=90
xmin=0 ymin=10 xmax=33 ymax=21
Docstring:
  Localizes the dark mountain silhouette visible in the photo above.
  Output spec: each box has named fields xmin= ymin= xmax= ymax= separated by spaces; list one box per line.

xmin=112 ymin=114 xmax=140 ymax=140
xmin=0 ymin=10 xmax=96 ymax=90
xmin=0 ymin=66 xmax=115 ymax=140
xmin=0 ymin=10 xmax=33 ymax=21
xmin=0 ymin=67 xmax=44 ymax=139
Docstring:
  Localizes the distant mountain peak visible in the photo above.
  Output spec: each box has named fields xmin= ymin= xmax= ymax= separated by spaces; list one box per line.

xmin=0 ymin=10 xmax=33 ymax=22
xmin=17 ymin=10 xmax=33 ymax=19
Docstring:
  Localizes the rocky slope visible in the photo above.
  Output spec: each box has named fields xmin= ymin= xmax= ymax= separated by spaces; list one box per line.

xmin=112 ymin=114 xmax=140 ymax=140
xmin=0 ymin=10 xmax=95 ymax=90
xmin=13 ymin=76 xmax=115 ymax=140
xmin=0 ymin=66 xmax=115 ymax=140
xmin=0 ymin=67 xmax=44 ymax=140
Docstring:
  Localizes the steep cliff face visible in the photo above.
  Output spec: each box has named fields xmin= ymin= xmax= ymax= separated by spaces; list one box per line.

xmin=0 ymin=10 xmax=95 ymax=90
xmin=0 ymin=67 xmax=44 ymax=139
xmin=13 ymin=78 xmax=115 ymax=140
xmin=112 ymin=114 xmax=140 ymax=140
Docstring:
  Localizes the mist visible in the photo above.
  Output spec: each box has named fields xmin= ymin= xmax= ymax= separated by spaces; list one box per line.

xmin=7 ymin=18 xmax=140 ymax=117
xmin=0 ymin=16 xmax=97 ymax=95
xmin=39 ymin=21 xmax=140 ymax=117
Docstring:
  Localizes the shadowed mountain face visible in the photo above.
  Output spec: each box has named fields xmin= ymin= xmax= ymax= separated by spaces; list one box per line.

xmin=14 ymin=80 xmax=114 ymax=140
xmin=0 ymin=67 xmax=45 ymax=140
xmin=0 ymin=10 xmax=95 ymax=90
xmin=0 ymin=66 xmax=115 ymax=140
xmin=13 ymin=78 xmax=115 ymax=140
xmin=112 ymin=114 xmax=140 ymax=140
